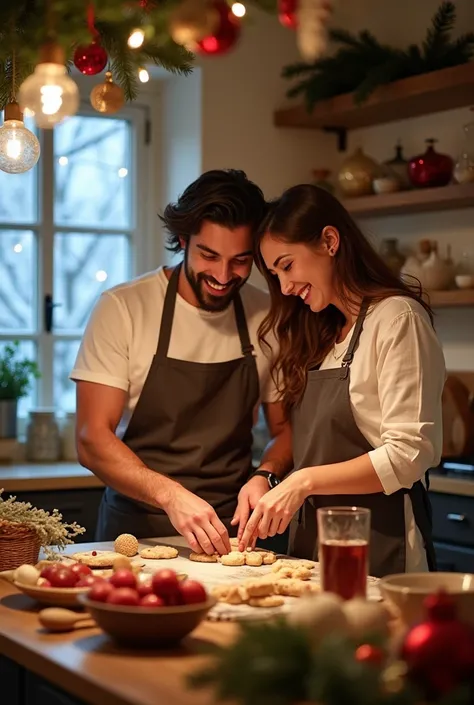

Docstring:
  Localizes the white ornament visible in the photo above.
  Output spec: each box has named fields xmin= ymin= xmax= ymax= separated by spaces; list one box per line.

xmin=288 ymin=592 xmax=350 ymax=645
xmin=342 ymin=598 xmax=391 ymax=640
xmin=296 ymin=0 xmax=333 ymax=61
xmin=14 ymin=564 xmax=40 ymax=586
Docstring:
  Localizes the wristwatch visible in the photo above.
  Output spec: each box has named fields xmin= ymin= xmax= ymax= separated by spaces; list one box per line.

xmin=249 ymin=469 xmax=280 ymax=489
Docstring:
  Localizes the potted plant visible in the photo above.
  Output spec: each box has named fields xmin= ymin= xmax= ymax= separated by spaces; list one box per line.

xmin=0 ymin=341 xmax=40 ymax=440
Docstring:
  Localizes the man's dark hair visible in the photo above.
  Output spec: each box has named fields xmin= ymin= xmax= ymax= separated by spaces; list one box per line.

xmin=160 ymin=169 xmax=266 ymax=254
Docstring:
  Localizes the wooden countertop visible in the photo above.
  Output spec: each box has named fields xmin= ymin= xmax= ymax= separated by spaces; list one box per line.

xmin=0 ymin=539 xmax=235 ymax=705
xmin=0 ymin=463 xmax=104 ymax=492
xmin=429 ymin=473 xmax=474 ymax=497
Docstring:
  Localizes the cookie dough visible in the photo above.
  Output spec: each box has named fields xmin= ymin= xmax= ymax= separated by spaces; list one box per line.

xmin=71 ymin=551 xmax=123 ymax=568
xmin=273 ymin=566 xmax=312 ymax=581
xmin=211 ymin=584 xmax=248 ymax=604
xmin=220 ymin=551 xmax=246 ymax=566
xmin=114 ymin=533 xmax=139 ymax=557
xmin=249 ymin=595 xmax=285 ymax=608
xmin=274 ymin=578 xmax=319 ymax=597
xmin=139 ymin=546 xmax=178 ymax=559
xmin=245 ymin=551 xmax=263 ymax=567
xmin=261 ymin=551 xmax=276 ymax=565
xmin=189 ymin=552 xmax=219 ymax=563
xmin=244 ymin=577 xmax=275 ymax=597
xmin=272 ymin=558 xmax=315 ymax=572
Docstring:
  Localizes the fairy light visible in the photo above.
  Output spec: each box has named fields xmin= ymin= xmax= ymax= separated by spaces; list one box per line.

xmin=231 ymin=2 xmax=246 ymax=17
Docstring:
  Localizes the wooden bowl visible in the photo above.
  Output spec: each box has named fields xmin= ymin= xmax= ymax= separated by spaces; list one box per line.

xmin=14 ymin=581 xmax=90 ymax=607
xmin=379 ymin=572 xmax=474 ymax=627
xmin=79 ymin=594 xmax=216 ymax=647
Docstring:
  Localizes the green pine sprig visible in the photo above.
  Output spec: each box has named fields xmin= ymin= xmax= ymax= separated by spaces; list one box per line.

xmin=283 ymin=1 xmax=474 ymax=112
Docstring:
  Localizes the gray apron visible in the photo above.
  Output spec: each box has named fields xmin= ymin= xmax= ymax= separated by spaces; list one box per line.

xmin=289 ymin=299 xmax=436 ymax=578
xmin=96 ymin=263 xmax=260 ymax=540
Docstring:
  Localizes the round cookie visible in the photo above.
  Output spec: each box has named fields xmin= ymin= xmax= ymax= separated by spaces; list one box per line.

xmin=261 ymin=551 xmax=276 ymax=565
xmin=249 ymin=595 xmax=285 ymax=608
xmin=245 ymin=551 xmax=263 ymax=567
xmin=139 ymin=546 xmax=178 ymax=559
xmin=189 ymin=552 xmax=218 ymax=563
xmin=71 ymin=550 xmax=123 ymax=568
xmin=114 ymin=533 xmax=139 ymax=557
xmin=220 ymin=551 xmax=246 ymax=566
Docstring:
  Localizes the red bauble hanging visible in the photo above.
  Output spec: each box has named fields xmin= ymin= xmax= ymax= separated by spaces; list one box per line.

xmin=401 ymin=591 xmax=474 ymax=701
xmin=278 ymin=0 xmax=298 ymax=29
xmin=73 ymin=42 xmax=108 ymax=76
xmin=195 ymin=0 xmax=241 ymax=56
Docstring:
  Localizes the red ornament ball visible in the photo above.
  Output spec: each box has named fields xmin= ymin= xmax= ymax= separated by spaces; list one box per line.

xmin=278 ymin=0 xmax=298 ymax=29
xmin=73 ymin=42 xmax=108 ymax=76
xmin=355 ymin=644 xmax=385 ymax=666
xmin=195 ymin=0 xmax=241 ymax=56
xmin=401 ymin=591 xmax=474 ymax=701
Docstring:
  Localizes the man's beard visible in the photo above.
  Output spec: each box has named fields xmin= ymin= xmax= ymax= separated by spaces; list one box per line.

xmin=184 ymin=252 xmax=247 ymax=312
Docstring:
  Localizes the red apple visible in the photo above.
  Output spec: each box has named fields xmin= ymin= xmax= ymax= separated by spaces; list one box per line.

xmin=106 ymin=587 xmax=140 ymax=606
xmin=151 ymin=569 xmax=180 ymax=601
xmin=110 ymin=569 xmax=136 ymax=590
xmin=70 ymin=563 xmax=92 ymax=579
xmin=40 ymin=563 xmax=63 ymax=582
xmin=139 ymin=593 xmax=164 ymax=607
xmin=179 ymin=579 xmax=207 ymax=605
xmin=136 ymin=579 xmax=153 ymax=598
xmin=88 ymin=581 xmax=114 ymax=602
xmin=76 ymin=575 xmax=104 ymax=588
xmin=49 ymin=567 xmax=78 ymax=588
xmin=37 ymin=578 xmax=52 ymax=588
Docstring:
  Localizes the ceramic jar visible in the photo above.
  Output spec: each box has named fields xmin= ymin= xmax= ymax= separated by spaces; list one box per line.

xmin=417 ymin=244 xmax=454 ymax=291
xmin=380 ymin=238 xmax=405 ymax=275
xmin=338 ymin=147 xmax=379 ymax=197
xmin=408 ymin=139 xmax=453 ymax=188
xmin=61 ymin=412 xmax=77 ymax=461
xmin=26 ymin=410 xmax=61 ymax=462
xmin=454 ymin=111 xmax=474 ymax=184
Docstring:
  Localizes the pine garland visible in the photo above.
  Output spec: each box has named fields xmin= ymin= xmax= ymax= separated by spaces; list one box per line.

xmin=188 ymin=618 xmax=474 ymax=705
xmin=0 ymin=489 xmax=85 ymax=558
xmin=0 ymin=0 xmax=275 ymax=110
xmin=283 ymin=1 xmax=474 ymax=112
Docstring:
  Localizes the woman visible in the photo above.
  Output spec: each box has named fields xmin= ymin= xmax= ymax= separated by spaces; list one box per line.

xmin=240 ymin=185 xmax=445 ymax=576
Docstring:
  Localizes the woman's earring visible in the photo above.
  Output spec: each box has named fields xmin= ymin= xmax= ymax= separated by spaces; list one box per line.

xmin=329 ymin=248 xmax=335 ymax=256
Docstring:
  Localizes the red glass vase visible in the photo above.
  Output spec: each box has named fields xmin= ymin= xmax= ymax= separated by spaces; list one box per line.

xmin=408 ymin=139 xmax=453 ymax=188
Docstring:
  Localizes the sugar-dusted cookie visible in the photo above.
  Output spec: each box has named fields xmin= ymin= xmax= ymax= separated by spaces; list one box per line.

xmin=139 ymin=545 xmax=178 ymax=559
xmin=71 ymin=550 xmax=123 ymax=568
xmin=114 ymin=533 xmax=139 ymax=557
xmin=245 ymin=552 xmax=263 ymax=567
xmin=189 ymin=552 xmax=218 ymax=563
xmin=244 ymin=577 xmax=275 ymax=598
xmin=274 ymin=578 xmax=319 ymax=597
xmin=211 ymin=584 xmax=248 ymax=604
xmin=273 ymin=566 xmax=312 ymax=581
xmin=249 ymin=595 xmax=284 ymax=608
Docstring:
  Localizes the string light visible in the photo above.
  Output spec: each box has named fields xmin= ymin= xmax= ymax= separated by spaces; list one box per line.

xmin=128 ymin=29 xmax=145 ymax=48
xmin=138 ymin=67 xmax=149 ymax=83
xmin=0 ymin=103 xmax=40 ymax=174
xmin=231 ymin=3 xmax=246 ymax=17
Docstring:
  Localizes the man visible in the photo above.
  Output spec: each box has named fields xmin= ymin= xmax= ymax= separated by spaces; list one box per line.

xmin=71 ymin=169 xmax=293 ymax=555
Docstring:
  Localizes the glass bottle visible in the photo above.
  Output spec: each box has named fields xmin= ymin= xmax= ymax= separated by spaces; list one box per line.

xmin=384 ymin=140 xmax=411 ymax=190
xmin=454 ymin=110 xmax=474 ymax=184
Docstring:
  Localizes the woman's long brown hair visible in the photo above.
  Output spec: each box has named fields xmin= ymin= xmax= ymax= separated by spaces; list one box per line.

xmin=254 ymin=185 xmax=433 ymax=417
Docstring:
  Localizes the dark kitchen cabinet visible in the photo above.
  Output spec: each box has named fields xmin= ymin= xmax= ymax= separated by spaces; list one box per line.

xmin=430 ymin=490 xmax=474 ymax=572
xmin=0 ymin=656 xmax=87 ymax=705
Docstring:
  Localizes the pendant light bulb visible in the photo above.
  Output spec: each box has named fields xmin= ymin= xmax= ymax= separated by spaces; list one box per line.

xmin=0 ymin=103 xmax=40 ymax=174
xmin=18 ymin=42 xmax=79 ymax=129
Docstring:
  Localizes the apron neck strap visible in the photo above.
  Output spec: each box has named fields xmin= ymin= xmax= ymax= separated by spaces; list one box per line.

xmin=341 ymin=298 xmax=370 ymax=368
xmin=156 ymin=262 xmax=254 ymax=359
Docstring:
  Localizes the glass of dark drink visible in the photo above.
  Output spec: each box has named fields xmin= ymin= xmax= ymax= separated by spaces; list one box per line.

xmin=317 ymin=506 xmax=370 ymax=600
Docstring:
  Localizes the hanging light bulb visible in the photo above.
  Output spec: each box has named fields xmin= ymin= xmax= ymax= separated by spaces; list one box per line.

xmin=231 ymin=2 xmax=246 ymax=17
xmin=0 ymin=102 xmax=40 ymax=174
xmin=18 ymin=42 xmax=79 ymax=129
xmin=128 ymin=29 xmax=145 ymax=48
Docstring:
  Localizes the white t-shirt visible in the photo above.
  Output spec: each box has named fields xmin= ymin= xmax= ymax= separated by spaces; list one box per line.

xmin=319 ymin=296 xmax=446 ymax=572
xmin=70 ymin=267 xmax=279 ymax=434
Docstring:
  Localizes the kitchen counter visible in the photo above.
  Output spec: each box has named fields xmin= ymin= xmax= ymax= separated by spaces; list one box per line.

xmin=0 ymin=463 xmax=103 ymax=492
xmin=429 ymin=472 xmax=474 ymax=497
xmin=0 ymin=539 xmax=235 ymax=705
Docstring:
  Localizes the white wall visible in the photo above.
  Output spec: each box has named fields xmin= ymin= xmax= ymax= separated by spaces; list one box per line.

xmin=329 ymin=0 xmax=474 ymax=371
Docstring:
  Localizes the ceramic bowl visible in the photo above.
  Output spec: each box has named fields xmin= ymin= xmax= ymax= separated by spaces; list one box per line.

xmin=379 ymin=572 xmax=474 ymax=627
xmin=455 ymin=274 xmax=474 ymax=289
xmin=79 ymin=594 xmax=217 ymax=647
xmin=14 ymin=581 xmax=90 ymax=607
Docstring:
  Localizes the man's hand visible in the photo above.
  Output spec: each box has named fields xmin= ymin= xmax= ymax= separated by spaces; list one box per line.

xmin=239 ymin=473 xmax=307 ymax=550
xmin=230 ymin=475 xmax=269 ymax=545
xmin=163 ymin=485 xmax=231 ymax=555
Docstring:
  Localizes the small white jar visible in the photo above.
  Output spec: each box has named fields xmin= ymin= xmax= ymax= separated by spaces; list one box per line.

xmin=26 ymin=409 xmax=61 ymax=462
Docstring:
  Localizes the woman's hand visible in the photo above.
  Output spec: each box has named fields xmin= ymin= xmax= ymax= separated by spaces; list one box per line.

xmin=239 ymin=471 xmax=308 ymax=549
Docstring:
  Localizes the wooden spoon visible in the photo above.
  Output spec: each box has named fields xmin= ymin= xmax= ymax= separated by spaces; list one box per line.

xmin=38 ymin=607 xmax=97 ymax=632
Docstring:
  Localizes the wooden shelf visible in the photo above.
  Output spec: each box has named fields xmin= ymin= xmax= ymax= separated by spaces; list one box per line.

xmin=274 ymin=63 xmax=474 ymax=133
xmin=429 ymin=289 xmax=474 ymax=308
xmin=343 ymin=183 xmax=474 ymax=218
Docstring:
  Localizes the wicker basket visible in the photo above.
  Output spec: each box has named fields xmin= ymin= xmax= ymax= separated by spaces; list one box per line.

xmin=0 ymin=519 xmax=41 ymax=572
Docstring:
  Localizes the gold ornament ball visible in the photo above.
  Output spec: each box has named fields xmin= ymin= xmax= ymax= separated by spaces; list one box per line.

xmin=114 ymin=533 xmax=139 ymax=557
xmin=169 ymin=0 xmax=219 ymax=46
xmin=90 ymin=72 xmax=125 ymax=115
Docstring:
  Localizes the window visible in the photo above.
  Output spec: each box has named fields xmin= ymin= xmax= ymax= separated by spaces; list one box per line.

xmin=0 ymin=106 xmax=147 ymax=420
